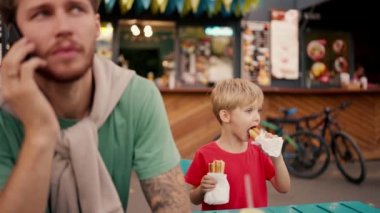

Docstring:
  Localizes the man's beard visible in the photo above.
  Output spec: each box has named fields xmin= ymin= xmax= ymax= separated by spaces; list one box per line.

xmin=36 ymin=57 xmax=93 ymax=84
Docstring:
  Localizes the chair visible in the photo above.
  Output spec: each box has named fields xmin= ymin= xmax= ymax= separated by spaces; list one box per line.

xmin=180 ymin=159 xmax=192 ymax=174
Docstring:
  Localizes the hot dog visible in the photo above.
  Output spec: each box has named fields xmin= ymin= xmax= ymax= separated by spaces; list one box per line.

xmin=249 ymin=127 xmax=260 ymax=140
xmin=209 ymin=160 xmax=225 ymax=173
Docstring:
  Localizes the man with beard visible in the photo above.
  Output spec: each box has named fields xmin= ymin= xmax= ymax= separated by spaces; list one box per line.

xmin=0 ymin=0 xmax=190 ymax=212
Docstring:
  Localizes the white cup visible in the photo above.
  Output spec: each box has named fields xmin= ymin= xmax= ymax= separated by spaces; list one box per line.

xmin=340 ymin=73 xmax=350 ymax=86
xmin=360 ymin=77 xmax=368 ymax=89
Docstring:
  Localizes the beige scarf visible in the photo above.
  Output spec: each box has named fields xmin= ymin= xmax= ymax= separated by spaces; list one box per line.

xmin=50 ymin=55 xmax=134 ymax=213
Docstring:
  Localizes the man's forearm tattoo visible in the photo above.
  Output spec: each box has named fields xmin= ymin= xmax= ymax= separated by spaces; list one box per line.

xmin=140 ymin=165 xmax=191 ymax=212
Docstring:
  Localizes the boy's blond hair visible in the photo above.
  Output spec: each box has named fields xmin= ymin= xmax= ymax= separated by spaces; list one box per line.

xmin=211 ymin=78 xmax=263 ymax=123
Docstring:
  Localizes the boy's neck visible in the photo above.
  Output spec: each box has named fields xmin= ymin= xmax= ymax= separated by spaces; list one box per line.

xmin=217 ymin=134 xmax=248 ymax=153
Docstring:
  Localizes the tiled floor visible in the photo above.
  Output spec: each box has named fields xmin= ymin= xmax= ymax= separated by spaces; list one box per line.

xmin=126 ymin=160 xmax=380 ymax=212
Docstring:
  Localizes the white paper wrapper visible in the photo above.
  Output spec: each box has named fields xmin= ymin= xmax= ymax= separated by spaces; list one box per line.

xmin=204 ymin=173 xmax=230 ymax=205
xmin=252 ymin=130 xmax=284 ymax=157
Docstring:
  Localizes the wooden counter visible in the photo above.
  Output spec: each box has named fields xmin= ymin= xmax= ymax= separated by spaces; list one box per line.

xmin=161 ymin=87 xmax=380 ymax=160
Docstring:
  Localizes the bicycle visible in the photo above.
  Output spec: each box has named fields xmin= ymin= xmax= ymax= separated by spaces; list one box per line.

xmin=259 ymin=120 xmax=330 ymax=179
xmin=268 ymin=102 xmax=367 ymax=184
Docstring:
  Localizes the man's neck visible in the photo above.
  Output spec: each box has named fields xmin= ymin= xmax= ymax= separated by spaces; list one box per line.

xmin=36 ymin=69 xmax=94 ymax=120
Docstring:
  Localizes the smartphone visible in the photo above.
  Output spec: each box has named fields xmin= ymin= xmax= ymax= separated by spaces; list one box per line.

xmin=1 ymin=22 xmax=33 ymax=60
xmin=2 ymin=23 xmax=22 ymax=56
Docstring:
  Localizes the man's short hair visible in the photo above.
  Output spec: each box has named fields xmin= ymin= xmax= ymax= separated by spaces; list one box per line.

xmin=0 ymin=0 xmax=100 ymax=24
xmin=211 ymin=78 xmax=264 ymax=123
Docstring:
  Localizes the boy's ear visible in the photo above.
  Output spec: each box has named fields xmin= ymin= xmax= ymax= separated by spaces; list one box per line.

xmin=219 ymin=109 xmax=230 ymax=123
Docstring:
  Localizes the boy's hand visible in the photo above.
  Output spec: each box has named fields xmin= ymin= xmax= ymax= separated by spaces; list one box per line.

xmin=200 ymin=175 xmax=216 ymax=193
xmin=253 ymin=130 xmax=274 ymax=150
xmin=264 ymin=131 xmax=274 ymax=138
xmin=252 ymin=130 xmax=283 ymax=158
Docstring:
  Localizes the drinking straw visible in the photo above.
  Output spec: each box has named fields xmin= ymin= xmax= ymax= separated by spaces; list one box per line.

xmin=244 ymin=174 xmax=254 ymax=208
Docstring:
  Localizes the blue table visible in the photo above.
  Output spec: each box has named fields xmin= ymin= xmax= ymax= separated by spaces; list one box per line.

xmin=193 ymin=201 xmax=380 ymax=213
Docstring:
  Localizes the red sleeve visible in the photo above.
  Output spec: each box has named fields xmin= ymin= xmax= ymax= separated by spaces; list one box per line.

xmin=263 ymin=154 xmax=275 ymax=180
xmin=185 ymin=150 xmax=208 ymax=187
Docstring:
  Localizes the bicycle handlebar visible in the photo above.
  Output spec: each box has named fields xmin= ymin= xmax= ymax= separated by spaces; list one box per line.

xmin=277 ymin=101 xmax=351 ymax=117
xmin=267 ymin=101 xmax=351 ymax=130
xmin=339 ymin=101 xmax=352 ymax=110
xmin=267 ymin=113 xmax=319 ymax=125
xmin=325 ymin=101 xmax=352 ymax=114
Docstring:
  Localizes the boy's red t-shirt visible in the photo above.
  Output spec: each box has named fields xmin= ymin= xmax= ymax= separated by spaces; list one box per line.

xmin=185 ymin=141 xmax=275 ymax=211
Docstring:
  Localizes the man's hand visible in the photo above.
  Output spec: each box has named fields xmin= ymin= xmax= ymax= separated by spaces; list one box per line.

xmin=140 ymin=165 xmax=191 ymax=212
xmin=1 ymin=38 xmax=59 ymax=134
xmin=0 ymin=37 xmax=60 ymax=213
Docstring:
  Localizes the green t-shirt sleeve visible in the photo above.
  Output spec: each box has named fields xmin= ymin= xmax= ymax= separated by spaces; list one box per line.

xmin=0 ymin=137 xmax=12 ymax=190
xmin=0 ymin=111 xmax=18 ymax=190
xmin=0 ymin=111 xmax=50 ymax=213
xmin=127 ymin=76 xmax=180 ymax=180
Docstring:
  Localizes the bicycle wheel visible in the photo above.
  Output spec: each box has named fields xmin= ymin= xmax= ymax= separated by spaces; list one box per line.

xmin=282 ymin=130 xmax=330 ymax=179
xmin=331 ymin=132 xmax=366 ymax=184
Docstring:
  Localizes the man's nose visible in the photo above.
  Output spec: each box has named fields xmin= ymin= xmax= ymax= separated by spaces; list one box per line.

xmin=54 ymin=11 xmax=73 ymax=37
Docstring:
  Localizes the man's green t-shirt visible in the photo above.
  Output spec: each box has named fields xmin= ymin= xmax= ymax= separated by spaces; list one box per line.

xmin=0 ymin=75 xmax=180 ymax=210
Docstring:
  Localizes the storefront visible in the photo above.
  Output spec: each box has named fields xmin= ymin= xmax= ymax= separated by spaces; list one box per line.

xmin=1 ymin=0 xmax=379 ymax=159
xmin=97 ymin=0 xmax=379 ymax=90
xmin=92 ymin=0 xmax=380 ymax=161
xmin=97 ymin=0 xmax=248 ymax=89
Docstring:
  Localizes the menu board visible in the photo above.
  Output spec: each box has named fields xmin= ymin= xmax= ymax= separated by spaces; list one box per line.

xmin=96 ymin=22 xmax=114 ymax=59
xmin=303 ymin=30 xmax=353 ymax=87
xmin=241 ymin=21 xmax=271 ymax=86
xmin=270 ymin=9 xmax=299 ymax=80
xmin=179 ymin=26 xmax=234 ymax=87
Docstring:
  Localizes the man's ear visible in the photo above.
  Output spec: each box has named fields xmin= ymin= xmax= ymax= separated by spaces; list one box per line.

xmin=219 ymin=109 xmax=230 ymax=123
xmin=95 ymin=14 xmax=101 ymax=38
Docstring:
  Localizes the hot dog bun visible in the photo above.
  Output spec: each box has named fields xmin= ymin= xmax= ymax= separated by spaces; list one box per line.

xmin=249 ymin=127 xmax=260 ymax=140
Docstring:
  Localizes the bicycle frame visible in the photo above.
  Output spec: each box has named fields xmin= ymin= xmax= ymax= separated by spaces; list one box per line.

xmin=260 ymin=120 xmax=299 ymax=149
xmin=307 ymin=108 xmax=341 ymax=142
xmin=308 ymin=104 xmax=367 ymax=184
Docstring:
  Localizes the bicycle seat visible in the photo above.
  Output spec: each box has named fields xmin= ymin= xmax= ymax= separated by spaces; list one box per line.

xmin=281 ymin=107 xmax=298 ymax=117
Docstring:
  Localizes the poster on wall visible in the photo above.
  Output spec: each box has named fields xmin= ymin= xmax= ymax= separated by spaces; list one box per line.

xmin=241 ymin=21 xmax=271 ymax=86
xmin=179 ymin=26 xmax=234 ymax=87
xmin=96 ymin=22 xmax=114 ymax=59
xmin=270 ymin=9 xmax=299 ymax=80
xmin=303 ymin=30 xmax=353 ymax=88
